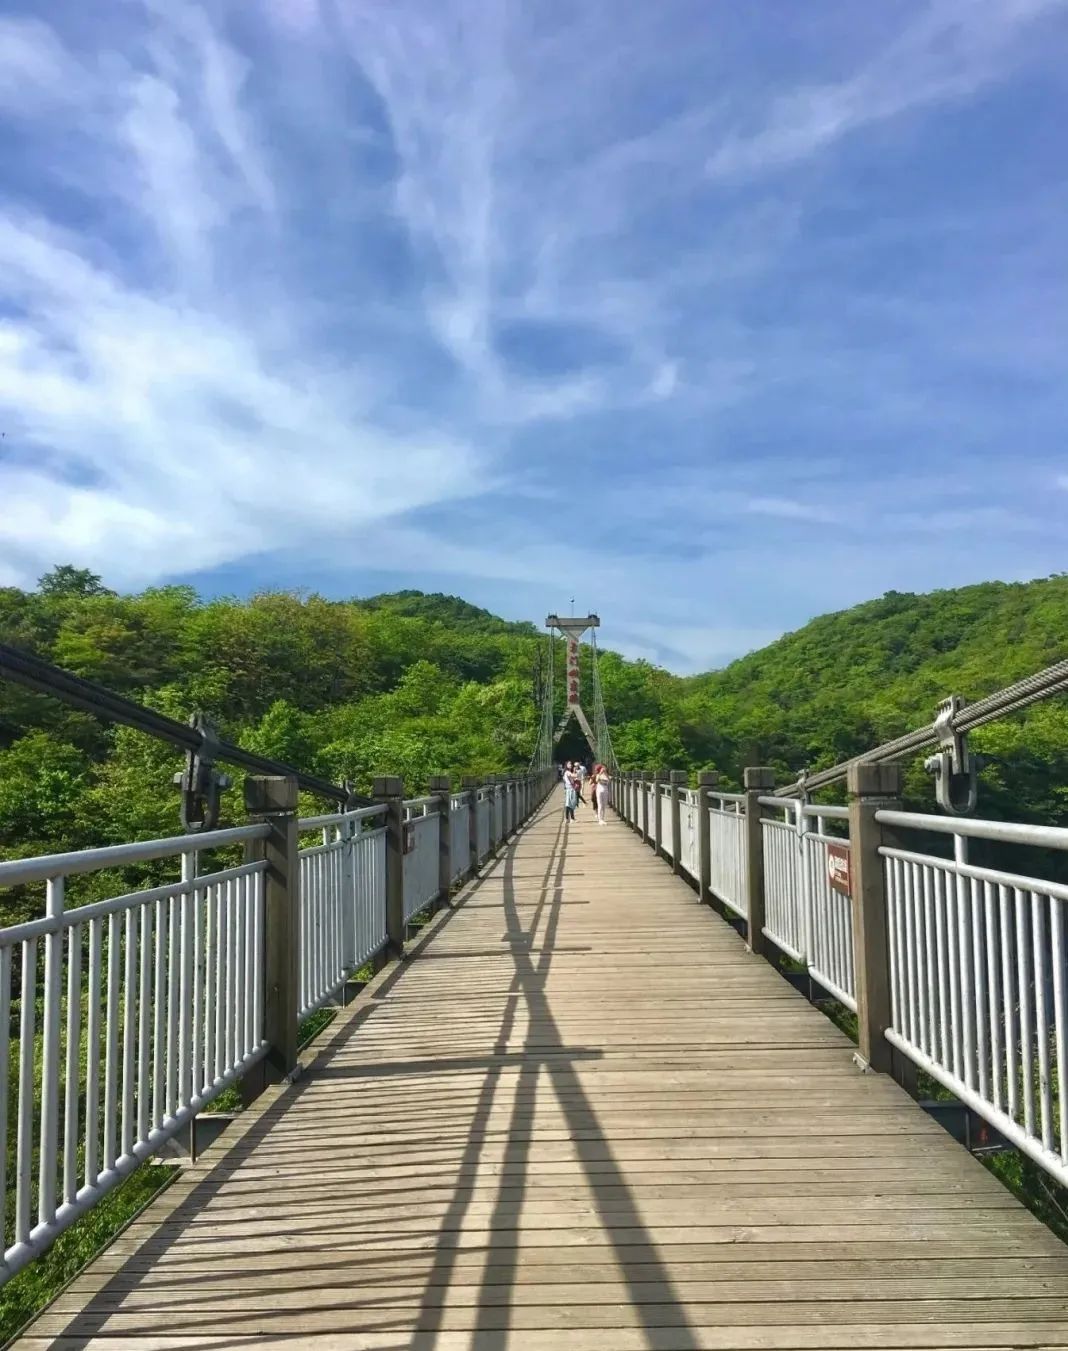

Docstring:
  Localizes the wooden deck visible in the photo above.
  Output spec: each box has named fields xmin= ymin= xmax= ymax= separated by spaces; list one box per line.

xmin=19 ymin=798 xmax=1068 ymax=1348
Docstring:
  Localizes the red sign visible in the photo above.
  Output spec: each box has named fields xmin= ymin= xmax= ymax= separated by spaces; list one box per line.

xmin=566 ymin=638 xmax=580 ymax=705
xmin=827 ymin=843 xmax=851 ymax=897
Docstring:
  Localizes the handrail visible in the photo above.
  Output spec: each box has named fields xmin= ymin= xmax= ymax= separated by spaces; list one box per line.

xmin=0 ymin=823 xmax=268 ymax=886
xmin=876 ymin=809 xmax=1068 ymax=851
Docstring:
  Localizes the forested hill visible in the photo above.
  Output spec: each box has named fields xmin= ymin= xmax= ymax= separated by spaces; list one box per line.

xmin=1 ymin=567 xmax=1066 ymax=876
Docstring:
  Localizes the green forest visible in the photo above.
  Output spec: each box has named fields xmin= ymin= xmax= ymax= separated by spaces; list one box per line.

xmin=0 ymin=565 xmax=1066 ymax=1334
xmin=2 ymin=565 xmax=1067 ymax=885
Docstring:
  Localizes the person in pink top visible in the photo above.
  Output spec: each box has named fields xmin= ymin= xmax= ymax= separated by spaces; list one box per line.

xmin=592 ymin=764 xmax=611 ymax=824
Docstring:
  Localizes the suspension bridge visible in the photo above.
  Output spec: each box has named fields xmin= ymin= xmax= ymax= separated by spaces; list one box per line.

xmin=0 ymin=622 xmax=1067 ymax=1348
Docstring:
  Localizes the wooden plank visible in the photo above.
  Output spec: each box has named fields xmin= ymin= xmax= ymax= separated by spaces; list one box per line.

xmin=16 ymin=804 xmax=1068 ymax=1349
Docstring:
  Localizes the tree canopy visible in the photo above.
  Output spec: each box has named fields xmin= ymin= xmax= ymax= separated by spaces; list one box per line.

xmin=1 ymin=570 xmax=1065 ymax=889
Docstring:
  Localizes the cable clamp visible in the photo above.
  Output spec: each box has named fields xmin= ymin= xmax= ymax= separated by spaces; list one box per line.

xmin=174 ymin=713 xmax=232 ymax=832
xmin=923 ymin=695 xmax=977 ymax=815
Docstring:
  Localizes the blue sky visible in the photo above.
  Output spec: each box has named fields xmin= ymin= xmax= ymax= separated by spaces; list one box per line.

xmin=0 ymin=0 xmax=1065 ymax=672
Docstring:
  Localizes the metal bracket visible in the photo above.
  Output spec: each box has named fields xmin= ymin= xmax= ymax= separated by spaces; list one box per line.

xmin=923 ymin=695 xmax=977 ymax=815
xmin=173 ymin=713 xmax=232 ymax=832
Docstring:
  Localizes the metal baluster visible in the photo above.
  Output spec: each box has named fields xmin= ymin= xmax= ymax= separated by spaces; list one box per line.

xmin=1032 ymin=892 xmax=1054 ymax=1152
xmin=120 ymin=905 xmax=137 ymax=1159
xmin=63 ymin=922 xmax=82 ymax=1207
xmin=984 ymin=881 xmax=1003 ymax=1114
xmin=1052 ymin=897 xmax=1067 ymax=1164
xmin=103 ymin=913 xmax=121 ymax=1168
xmin=137 ymin=904 xmax=152 ymax=1143
xmin=85 ymin=919 xmax=103 ymax=1184
xmin=15 ymin=938 xmax=37 ymax=1246
xmin=1016 ymin=889 xmax=1035 ymax=1138
xmin=0 ymin=947 xmax=12 ymax=1248
xmin=1000 ymin=885 xmax=1018 ymax=1124
xmin=971 ymin=876 xmax=990 ymax=1104
xmin=39 ymin=878 xmax=65 ymax=1226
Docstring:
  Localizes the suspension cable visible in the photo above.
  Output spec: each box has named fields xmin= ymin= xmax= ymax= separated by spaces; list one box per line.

xmin=590 ymin=632 xmax=619 ymax=774
xmin=0 ymin=641 xmax=355 ymax=804
xmin=528 ymin=630 xmax=555 ymax=771
xmin=777 ymin=656 xmax=1068 ymax=796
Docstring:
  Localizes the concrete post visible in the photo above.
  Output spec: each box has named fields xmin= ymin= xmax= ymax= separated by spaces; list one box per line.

xmin=626 ymin=771 xmax=636 ymax=826
xmin=428 ymin=774 xmax=451 ymax=909
xmin=744 ymin=767 xmax=776 ymax=956
xmin=245 ymin=776 xmax=300 ymax=1080
xmin=697 ymin=770 xmax=719 ymax=908
xmin=640 ymin=771 xmax=651 ymax=844
xmin=669 ymin=770 xmax=687 ymax=875
xmin=848 ymin=762 xmax=902 ymax=1076
xmin=373 ymin=776 xmax=406 ymax=955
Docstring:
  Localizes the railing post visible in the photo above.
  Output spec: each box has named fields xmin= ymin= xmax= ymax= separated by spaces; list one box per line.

xmin=744 ymin=767 xmax=775 ymax=956
xmin=625 ymin=771 xmax=634 ymax=825
xmin=429 ymin=774 xmax=451 ymax=909
xmin=639 ymin=771 xmax=651 ymax=844
xmin=848 ymin=762 xmax=902 ymax=1076
xmin=697 ymin=770 xmax=719 ymax=908
xmin=245 ymin=775 xmax=300 ymax=1080
xmin=669 ymin=770 xmax=687 ymax=875
xmin=373 ymin=776 xmax=406 ymax=955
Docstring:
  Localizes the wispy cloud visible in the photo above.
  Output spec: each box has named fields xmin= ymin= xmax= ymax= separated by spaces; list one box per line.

xmin=0 ymin=0 xmax=1065 ymax=669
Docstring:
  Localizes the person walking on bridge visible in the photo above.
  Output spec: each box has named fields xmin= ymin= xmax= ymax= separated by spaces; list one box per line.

xmin=562 ymin=762 xmax=580 ymax=822
xmin=592 ymin=763 xmax=611 ymax=824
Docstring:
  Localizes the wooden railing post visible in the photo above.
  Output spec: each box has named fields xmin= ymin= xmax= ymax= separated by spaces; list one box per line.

xmin=373 ymin=775 xmax=406 ymax=955
xmin=428 ymin=774 xmax=451 ymax=910
xmin=848 ymin=762 xmax=902 ymax=1075
xmin=245 ymin=775 xmax=300 ymax=1080
xmin=744 ymin=767 xmax=775 ymax=956
xmin=669 ymin=770 xmax=687 ymax=875
xmin=697 ymin=770 xmax=719 ymax=908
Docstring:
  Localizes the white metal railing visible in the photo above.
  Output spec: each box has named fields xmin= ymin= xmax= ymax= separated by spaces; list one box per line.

xmin=660 ymin=787 xmax=676 ymax=860
xmin=679 ymin=791 xmax=699 ymax=880
xmin=450 ymin=796 xmax=470 ymax=883
xmin=760 ymin=798 xmax=855 ymax=1009
xmin=709 ymin=796 xmax=747 ymax=917
xmin=297 ymin=806 xmax=387 ymax=1020
xmin=402 ymin=805 xmax=441 ymax=923
xmin=0 ymin=769 xmax=551 ymax=1288
xmin=645 ymin=788 xmax=656 ymax=845
xmin=0 ymin=824 xmax=270 ymax=1282
xmin=476 ymin=792 xmax=492 ymax=861
xmin=878 ymin=810 xmax=1068 ymax=1187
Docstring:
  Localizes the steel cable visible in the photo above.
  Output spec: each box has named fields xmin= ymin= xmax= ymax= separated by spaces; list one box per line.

xmin=0 ymin=641 xmax=354 ymax=803
xmin=777 ymin=657 xmax=1068 ymax=795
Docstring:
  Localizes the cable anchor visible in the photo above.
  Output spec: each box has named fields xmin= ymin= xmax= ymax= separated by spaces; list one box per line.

xmin=174 ymin=713 xmax=232 ymax=832
xmin=923 ymin=695 xmax=977 ymax=815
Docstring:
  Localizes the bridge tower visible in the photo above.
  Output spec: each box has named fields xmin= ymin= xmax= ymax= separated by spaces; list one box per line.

xmin=546 ymin=611 xmax=600 ymax=758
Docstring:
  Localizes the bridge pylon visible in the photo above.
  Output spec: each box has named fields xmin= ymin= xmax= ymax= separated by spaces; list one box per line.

xmin=545 ymin=611 xmax=600 ymax=759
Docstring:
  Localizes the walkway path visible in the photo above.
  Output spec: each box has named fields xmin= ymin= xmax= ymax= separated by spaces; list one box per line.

xmin=19 ymin=796 xmax=1068 ymax=1347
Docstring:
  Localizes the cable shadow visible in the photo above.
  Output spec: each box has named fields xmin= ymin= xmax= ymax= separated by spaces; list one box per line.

xmin=38 ymin=799 xmax=703 ymax=1347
